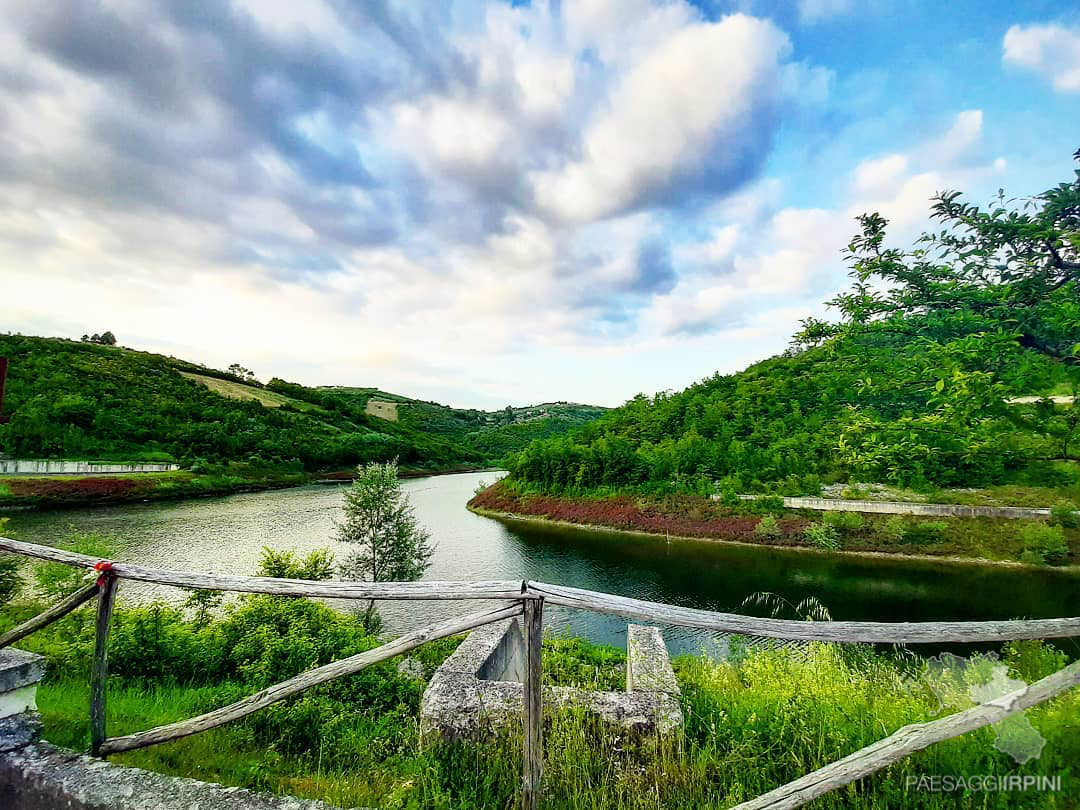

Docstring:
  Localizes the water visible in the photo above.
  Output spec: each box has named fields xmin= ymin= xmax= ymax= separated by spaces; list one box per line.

xmin=5 ymin=472 xmax=1078 ymax=655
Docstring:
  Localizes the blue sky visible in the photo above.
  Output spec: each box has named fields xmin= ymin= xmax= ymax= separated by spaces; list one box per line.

xmin=1 ymin=1 xmax=1078 ymax=408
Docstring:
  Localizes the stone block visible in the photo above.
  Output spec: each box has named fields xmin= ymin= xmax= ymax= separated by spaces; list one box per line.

xmin=421 ymin=619 xmax=683 ymax=743
xmin=0 ymin=649 xmax=45 ymax=722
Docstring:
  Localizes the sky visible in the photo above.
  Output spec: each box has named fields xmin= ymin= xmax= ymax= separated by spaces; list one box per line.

xmin=1 ymin=1 xmax=1078 ymax=409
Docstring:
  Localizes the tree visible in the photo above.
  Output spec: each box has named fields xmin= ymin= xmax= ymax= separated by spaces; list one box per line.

xmin=792 ymin=150 xmax=1080 ymax=486
xmin=82 ymin=332 xmax=117 ymax=345
xmin=335 ymin=460 xmax=433 ymax=631
xmin=228 ymin=363 xmax=257 ymax=382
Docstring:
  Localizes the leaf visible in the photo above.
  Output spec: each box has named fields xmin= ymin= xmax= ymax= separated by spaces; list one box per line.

xmin=935 ymin=379 xmax=945 ymax=393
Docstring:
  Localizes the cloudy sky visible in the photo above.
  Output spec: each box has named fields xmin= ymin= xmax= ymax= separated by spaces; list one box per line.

xmin=1 ymin=1 xmax=1078 ymax=408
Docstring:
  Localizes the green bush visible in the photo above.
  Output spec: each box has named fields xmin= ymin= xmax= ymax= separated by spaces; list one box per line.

xmin=0 ymin=556 xmax=20 ymax=608
xmin=256 ymin=547 xmax=334 ymax=581
xmin=876 ymin=515 xmax=907 ymax=542
xmin=1019 ymin=549 xmax=1047 ymax=565
xmin=803 ymin=522 xmax=841 ymax=551
xmin=749 ymin=495 xmax=785 ymax=514
xmin=1049 ymin=501 xmax=1079 ymax=529
xmin=754 ymin=515 xmax=781 ymax=538
xmin=34 ymin=531 xmax=116 ymax=599
xmin=0 ymin=518 xmax=21 ymax=608
xmin=901 ymin=520 xmax=949 ymax=545
xmin=822 ymin=511 xmax=864 ymax=533
xmin=1017 ymin=523 xmax=1069 ymax=566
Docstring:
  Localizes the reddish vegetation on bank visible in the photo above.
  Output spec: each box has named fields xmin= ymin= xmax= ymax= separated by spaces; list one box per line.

xmin=6 ymin=476 xmax=154 ymax=500
xmin=468 ymin=481 xmax=806 ymax=543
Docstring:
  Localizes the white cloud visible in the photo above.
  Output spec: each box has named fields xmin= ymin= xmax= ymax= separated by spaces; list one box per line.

xmin=531 ymin=15 xmax=790 ymax=223
xmin=1003 ymin=23 xmax=1080 ymax=93
xmin=915 ymin=109 xmax=983 ymax=165
xmin=653 ymin=109 xmax=1006 ymax=339
xmin=853 ymin=153 xmax=908 ymax=197
xmin=0 ymin=1 xmax=1057 ymax=409
xmin=798 ymin=0 xmax=853 ymax=24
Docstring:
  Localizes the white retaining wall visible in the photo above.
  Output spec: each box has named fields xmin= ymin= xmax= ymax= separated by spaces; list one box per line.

xmin=0 ymin=460 xmax=178 ymax=476
xmin=733 ymin=494 xmax=1052 ymax=520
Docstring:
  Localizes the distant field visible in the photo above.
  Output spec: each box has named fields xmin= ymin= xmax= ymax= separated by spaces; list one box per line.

xmin=365 ymin=399 xmax=399 ymax=421
xmin=179 ymin=372 xmax=320 ymax=411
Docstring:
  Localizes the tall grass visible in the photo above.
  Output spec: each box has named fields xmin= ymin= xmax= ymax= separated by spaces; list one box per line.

xmin=27 ymin=640 xmax=1080 ymax=809
xmin=5 ymin=542 xmax=1076 ymax=808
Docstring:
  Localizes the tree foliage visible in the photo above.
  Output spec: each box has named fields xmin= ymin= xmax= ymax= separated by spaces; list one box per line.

xmin=511 ymin=155 xmax=1080 ymax=493
xmin=335 ymin=461 xmax=433 ymax=630
xmin=0 ymin=336 xmax=600 ymax=470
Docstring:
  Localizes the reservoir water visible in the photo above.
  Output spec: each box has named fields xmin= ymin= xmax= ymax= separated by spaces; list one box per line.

xmin=4 ymin=472 xmax=1078 ymax=655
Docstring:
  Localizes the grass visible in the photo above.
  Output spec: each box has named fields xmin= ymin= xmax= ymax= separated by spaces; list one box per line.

xmin=27 ymin=641 xmax=1080 ymax=809
xmin=3 ymin=543 xmax=1077 ymax=808
xmin=178 ymin=372 xmax=324 ymax=411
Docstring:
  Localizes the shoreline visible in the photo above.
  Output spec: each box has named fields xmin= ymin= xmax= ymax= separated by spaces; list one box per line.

xmin=0 ymin=466 xmax=501 ymax=512
xmin=466 ymin=504 xmax=1080 ymax=573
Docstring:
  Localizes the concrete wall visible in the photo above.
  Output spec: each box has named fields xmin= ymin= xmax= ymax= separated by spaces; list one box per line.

xmin=0 ymin=460 xmax=178 ymax=475
xmin=734 ymin=495 xmax=1055 ymax=520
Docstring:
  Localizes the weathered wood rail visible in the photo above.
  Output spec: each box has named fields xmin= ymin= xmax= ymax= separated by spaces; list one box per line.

xmin=1 ymin=534 xmax=1078 ymax=810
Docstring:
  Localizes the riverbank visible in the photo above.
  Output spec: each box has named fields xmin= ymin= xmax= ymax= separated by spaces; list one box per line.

xmin=468 ymin=481 xmax=1080 ymax=568
xmin=0 ymin=468 xmax=309 ymax=510
xmin=0 ymin=464 xmax=502 ymax=510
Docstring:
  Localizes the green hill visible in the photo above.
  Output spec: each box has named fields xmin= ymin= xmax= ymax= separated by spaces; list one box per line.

xmin=508 ymin=162 xmax=1080 ymax=495
xmin=0 ymin=336 xmax=603 ymax=473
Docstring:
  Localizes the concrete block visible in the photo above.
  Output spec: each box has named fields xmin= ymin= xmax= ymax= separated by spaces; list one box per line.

xmin=421 ymin=620 xmax=683 ymax=743
xmin=0 ymin=649 xmax=45 ymax=721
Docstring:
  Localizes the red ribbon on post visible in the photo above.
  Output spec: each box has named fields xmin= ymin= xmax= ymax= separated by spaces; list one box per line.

xmin=93 ymin=561 xmax=114 ymax=588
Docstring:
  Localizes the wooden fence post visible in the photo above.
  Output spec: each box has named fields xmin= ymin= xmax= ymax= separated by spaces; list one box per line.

xmin=522 ymin=594 xmax=544 ymax=810
xmin=90 ymin=572 xmax=119 ymax=756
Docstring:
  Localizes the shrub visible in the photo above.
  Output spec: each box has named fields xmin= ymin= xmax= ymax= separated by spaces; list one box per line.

xmin=749 ymin=495 xmax=785 ymax=514
xmin=0 ymin=518 xmax=21 ymax=608
xmin=1017 ymin=523 xmax=1069 ymax=566
xmin=1049 ymin=501 xmax=1079 ymax=529
xmin=876 ymin=516 xmax=907 ymax=543
xmin=1019 ymin=549 xmax=1047 ymax=566
xmin=902 ymin=520 xmax=949 ymax=545
xmin=34 ymin=531 xmax=115 ymax=599
xmin=803 ymin=522 xmax=840 ymax=551
xmin=754 ymin=515 xmax=781 ymax=538
xmin=822 ymin=511 xmax=864 ymax=533
xmin=257 ymin=547 xmax=335 ymax=581
xmin=0 ymin=557 xmax=19 ymax=608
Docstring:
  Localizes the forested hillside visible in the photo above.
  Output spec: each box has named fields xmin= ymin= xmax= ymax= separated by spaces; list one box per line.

xmin=0 ymin=336 xmax=602 ymax=471
xmin=509 ymin=158 xmax=1080 ymax=495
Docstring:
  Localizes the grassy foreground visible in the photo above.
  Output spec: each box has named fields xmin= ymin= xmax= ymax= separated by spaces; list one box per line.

xmin=1 ymin=595 xmax=1076 ymax=807
xmin=23 ymin=636 xmax=1080 ymax=809
xmin=469 ymin=481 xmax=1080 ymax=566
xmin=1 ymin=534 xmax=1077 ymax=808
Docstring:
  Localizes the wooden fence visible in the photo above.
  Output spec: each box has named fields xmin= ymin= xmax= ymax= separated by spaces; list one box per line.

xmin=1 ymin=535 xmax=1078 ymax=810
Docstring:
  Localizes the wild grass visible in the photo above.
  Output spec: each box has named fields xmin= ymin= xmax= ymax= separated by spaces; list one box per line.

xmin=4 ymin=545 xmax=1077 ymax=808
xmin=28 ymin=641 xmax=1079 ymax=809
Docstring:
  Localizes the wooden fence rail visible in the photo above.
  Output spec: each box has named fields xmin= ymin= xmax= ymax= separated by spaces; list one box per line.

xmin=1 ymin=535 xmax=1078 ymax=810
xmin=529 ymin=581 xmax=1080 ymax=643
